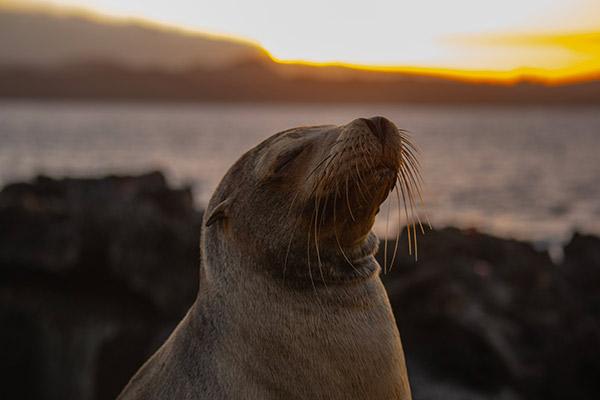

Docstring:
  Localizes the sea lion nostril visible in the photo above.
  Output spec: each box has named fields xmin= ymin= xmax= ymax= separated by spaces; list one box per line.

xmin=359 ymin=117 xmax=377 ymax=136
xmin=361 ymin=116 xmax=391 ymax=143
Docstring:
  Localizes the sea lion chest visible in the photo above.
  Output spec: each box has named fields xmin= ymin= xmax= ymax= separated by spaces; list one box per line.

xmin=201 ymin=272 xmax=411 ymax=399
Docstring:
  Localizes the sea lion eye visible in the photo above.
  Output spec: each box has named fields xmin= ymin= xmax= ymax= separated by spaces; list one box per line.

xmin=273 ymin=147 xmax=304 ymax=174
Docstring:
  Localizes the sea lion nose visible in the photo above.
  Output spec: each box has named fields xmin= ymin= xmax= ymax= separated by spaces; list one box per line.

xmin=360 ymin=116 xmax=393 ymax=143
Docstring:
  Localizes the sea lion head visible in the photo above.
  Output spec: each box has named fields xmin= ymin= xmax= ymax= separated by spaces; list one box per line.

xmin=203 ymin=116 xmax=421 ymax=286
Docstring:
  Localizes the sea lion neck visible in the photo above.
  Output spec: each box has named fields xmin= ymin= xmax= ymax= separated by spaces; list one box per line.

xmin=196 ymin=232 xmax=382 ymax=304
xmin=192 ymin=249 xmax=390 ymax=338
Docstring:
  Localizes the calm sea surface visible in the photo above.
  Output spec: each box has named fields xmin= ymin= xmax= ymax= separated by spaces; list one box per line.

xmin=1 ymin=101 xmax=599 ymax=254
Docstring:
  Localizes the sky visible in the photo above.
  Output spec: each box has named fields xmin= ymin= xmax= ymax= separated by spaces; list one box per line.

xmin=6 ymin=0 xmax=600 ymax=80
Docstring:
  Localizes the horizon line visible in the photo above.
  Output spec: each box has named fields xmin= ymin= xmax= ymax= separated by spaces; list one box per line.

xmin=268 ymin=56 xmax=600 ymax=86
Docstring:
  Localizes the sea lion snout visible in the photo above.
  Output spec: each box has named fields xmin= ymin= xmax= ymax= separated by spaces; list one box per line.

xmin=282 ymin=117 xmax=411 ymax=252
xmin=340 ymin=116 xmax=403 ymax=172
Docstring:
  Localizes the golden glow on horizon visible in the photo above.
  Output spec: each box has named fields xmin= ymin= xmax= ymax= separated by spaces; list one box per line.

xmin=3 ymin=0 xmax=600 ymax=83
xmin=268 ymin=56 xmax=600 ymax=85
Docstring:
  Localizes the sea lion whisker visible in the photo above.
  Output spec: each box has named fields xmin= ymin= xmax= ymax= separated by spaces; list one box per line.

xmin=334 ymin=229 xmax=361 ymax=275
xmin=402 ymin=157 xmax=432 ymax=229
xmin=402 ymin=144 xmax=421 ymax=169
xmin=314 ymin=148 xmax=343 ymax=190
xmin=401 ymin=156 xmax=424 ymax=203
xmin=396 ymin=173 xmax=413 ymax=256
xmin=283 ymin=211 xmax=303 ymax=284
xmin=344 ymin=174 xmax=356 ymax=222
xmin=407 ymin=143 xmax=422 ymax=157
xmin=319 ymin=190 xmax=330 ymax=227
xmin=405 ymin=161 xmax=425 ymax=198
xmin=402 ymin=145 xmax=423 ymax=174
xmin=398 ymin=166 xmax=419 ymax=232
xmin=332 ymin=184 xmax=360 ymax=274
xmin=404 ymin=167 xmax=431 ymax=231
xmin=403 ymin=148 xmax=425 ymax=184
xmin=400 ymin=164 xmax=426 ymax=235
xmin=359 ymin=137 xmax=380 ymax=200
xmin=401 ymin=160 xmax=423 ymax=202
xmin=402 ymin=141 xmax=421 ymax=161
xmin=319 ymin=143 xmax=347 ymax=178
xmin=354 ymin=137 xmax=374 ymax=194
xmin=360 ymin=149 xmax=382 ymax=204
xmin=398 ymin=165 xmax=419 ymax=218
xmin=282 ymin=186 xmax=305 ymax=283
xmin=354 ymin=161 xmax=370 ymax=205
xmin=383 ymin=189 xmax=391 ymax=274
xmin=307 ymin=169 xmax=326 ymax=201
xmin=305 ymin=149 xmax=342 ymax=205
xmin=360 ymin=150 xmax=376 ymax=180
xmin=357 ymin=136 xmax=372 ymax=168
xmin=388 ymin=185 xmax=402 ymax=270
xmin=397 ymin=133 xmax=423 ymax=259
xmin=398 ymin=129 xmax=421 ymax=153
xmin=398 ymin=168 xmax=420 ymax=261
xmin=322 ymin=150 xmax=344 ymax=189
xmin=359 ymin=165 xmax=375 ymax=201
xmin=305 ymin=152 xmax=335 ymax=183
xmin=357 ymin=134 xmax=374 ymax=161
xmin=401 ymin=144 xmax=420 ymax=167
xmin=313 ymin=196 xmax=327 ymax=287
xmin=307 ymin=150 xmax=342 ymax=201
xmin=306 ymin=203 xmax=317 ymax=293
xmin=402 ymin=140 xmax=420 ymax=156
xmin=412 ymin=215 xmax=418 ymax=261
xmin=285 ymin=187 xmax=302 ymax=219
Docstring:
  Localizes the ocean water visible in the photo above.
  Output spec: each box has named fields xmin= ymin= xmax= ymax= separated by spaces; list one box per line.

xmin=1 ymin=101 xmax=599 ymax=254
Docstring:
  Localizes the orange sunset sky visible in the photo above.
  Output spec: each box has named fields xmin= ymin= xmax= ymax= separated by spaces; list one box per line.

xmin=3 ymin=0 xmax=600 ymax=83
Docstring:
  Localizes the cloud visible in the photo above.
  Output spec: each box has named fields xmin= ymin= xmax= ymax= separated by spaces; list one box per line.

xmin=446 ymin=31 xmax=600 ymax=80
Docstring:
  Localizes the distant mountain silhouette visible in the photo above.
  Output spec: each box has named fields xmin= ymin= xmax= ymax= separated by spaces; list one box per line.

xmin=2 ymin=60 xmax=599 ymax=104
xmin=0 ymin=6 xmax=599 ymax=104
xmin=0 ymin=7 xmax=267 ymax=70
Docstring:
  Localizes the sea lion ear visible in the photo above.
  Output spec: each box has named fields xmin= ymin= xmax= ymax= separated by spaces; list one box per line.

xmin=205 ymin=198 xmax=231 ymax=227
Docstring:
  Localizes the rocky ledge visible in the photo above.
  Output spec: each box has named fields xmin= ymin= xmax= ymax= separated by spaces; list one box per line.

xmin=0 ymin=172 xmax=598 ymax=400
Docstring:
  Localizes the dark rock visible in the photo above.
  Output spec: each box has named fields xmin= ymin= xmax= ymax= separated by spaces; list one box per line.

xmin=0 ymin=171 xmax=201 ymax=315
xmin=562 ymin=232 xmax=600 ymax=315
xmin=378 ymin=227 xmax=599 ymax=399
xmin=0 ymin=310 xmax=44 ymax=400
xmin=547 ymin=232 xmax=600 ymax=399
xmin=0 ymin=172 xmax=202 ymax=400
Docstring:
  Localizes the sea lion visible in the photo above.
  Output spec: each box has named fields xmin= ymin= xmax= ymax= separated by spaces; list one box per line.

xmin=118 ymin=116 xmax=422 ymax=400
